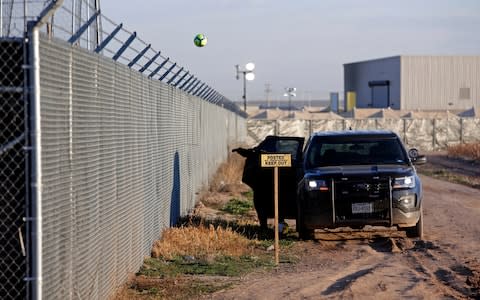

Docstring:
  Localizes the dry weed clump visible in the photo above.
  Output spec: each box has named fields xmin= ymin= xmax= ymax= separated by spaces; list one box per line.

xmin=209 ymin=152 xmax=246 ymax=192
xmin=447 ymin=143 xmax=480 ymax=162
xmin=151 ymin=224 xmax=254 ymax=260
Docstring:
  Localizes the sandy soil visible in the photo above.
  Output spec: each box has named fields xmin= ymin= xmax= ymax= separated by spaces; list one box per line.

xmin=208 ymin=177 xmax=480 ymax=299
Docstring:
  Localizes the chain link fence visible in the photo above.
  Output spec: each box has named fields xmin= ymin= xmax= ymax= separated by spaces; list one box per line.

xmin=1 ymin=1 xmax=247 ymax=298
xmin=29 ymin=34 xmax=245 ymax=299
xmin=0 ymin=38 xmax=27 ymax=300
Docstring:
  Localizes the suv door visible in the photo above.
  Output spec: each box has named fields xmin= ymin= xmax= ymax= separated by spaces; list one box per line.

xmin=233 ymin=136 xmax=305 ymax=228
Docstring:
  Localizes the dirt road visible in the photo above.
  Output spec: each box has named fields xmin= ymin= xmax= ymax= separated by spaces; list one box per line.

xmin=211 ymin=175 xmax=480 ymax=299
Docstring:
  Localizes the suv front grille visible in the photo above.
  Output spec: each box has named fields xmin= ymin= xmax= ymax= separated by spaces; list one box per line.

xmin=333 ymin=177 xmax=392 ymax=225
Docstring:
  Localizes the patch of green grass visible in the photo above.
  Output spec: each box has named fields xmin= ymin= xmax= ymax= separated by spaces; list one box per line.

xmin=419 ymin=169 xmax=458 ymax=181
xmin=190 ymin=281 xmax=234 ymax=294
xmin=256 ymin=237 xmax=299 ymax=264
xmin=139 ymin=255 xmax=275 ymax=278
xmin=241 ymin=190 xmax=254 ymax=201
xmin=258 ymin=238 xmax=295 ymax=249
xmin=147 ymin=287 xmax=159 ymax=295
xmin=221 ymin=198 xmax=254 ymax=215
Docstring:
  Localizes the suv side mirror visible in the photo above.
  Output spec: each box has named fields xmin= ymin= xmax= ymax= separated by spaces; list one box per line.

xmin=408 ymin=148 xmax=427 ymax=165
xmin=412 ymin=155 xmax=427 ymax=165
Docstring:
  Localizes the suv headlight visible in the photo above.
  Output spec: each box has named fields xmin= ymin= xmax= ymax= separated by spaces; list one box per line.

xmin=306 ymin=179 xmax=329 ymax=191
xmin=398 ymin=194 xmax=416 ymax=209
xmin=393 ymin=176 xmax=415 ymax=189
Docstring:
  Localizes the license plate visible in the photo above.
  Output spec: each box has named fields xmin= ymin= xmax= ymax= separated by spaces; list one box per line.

xmin=351 ymin=202 xmax=373 ymax=214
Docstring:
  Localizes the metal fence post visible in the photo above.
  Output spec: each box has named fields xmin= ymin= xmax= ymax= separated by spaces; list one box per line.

xmin=308 ymin=119 xmax=312 ymax=137
xmin=28 ymin=23 xmax=43 ymax=300
xmin=26 ymin=2 xmax=64 ymax=299
xmin=460 ymin=118 xmax=464 ymax=144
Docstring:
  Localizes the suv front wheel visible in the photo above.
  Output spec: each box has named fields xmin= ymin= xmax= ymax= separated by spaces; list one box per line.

xmin=405 ymin=207 xmax=423 ymax=239
xmin=296 ymin=202 xmax=312 ymax=240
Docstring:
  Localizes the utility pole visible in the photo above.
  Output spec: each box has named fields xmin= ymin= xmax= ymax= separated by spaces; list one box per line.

xmin=264 ymin=83 xmax=272 ymax=108
xmin=235 ymin=63 xmax=255 ymax=112
xmin=284 ymin=87 xmax=296 ymax=118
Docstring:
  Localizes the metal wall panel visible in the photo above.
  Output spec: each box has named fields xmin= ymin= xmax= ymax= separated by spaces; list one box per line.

xmin=401 ymin=56 xmax=480 ymax=110
xmin=39 ymin=38 xmax=74 ymax=300
xmin=343 ymin=57 xmax=401 ymax=109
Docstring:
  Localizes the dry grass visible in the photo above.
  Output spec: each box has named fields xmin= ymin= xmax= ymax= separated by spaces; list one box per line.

xmin=208 ymin=152 xmax=246 ymax=193
xmin=447 ymin=143 xmax=480 ymax=162
xmin=151 ymin=224 xmax=255 ymax=260
xmin=200 ymin=152 xmax=249 ymax=209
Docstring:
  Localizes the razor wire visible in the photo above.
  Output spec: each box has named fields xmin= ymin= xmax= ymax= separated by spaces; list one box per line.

xmin=0 ymin=0 xmax=246 ymax=117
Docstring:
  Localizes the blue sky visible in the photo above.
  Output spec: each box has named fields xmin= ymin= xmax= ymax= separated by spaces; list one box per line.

xmin=101 ymin=0 xmax=480 ymax=102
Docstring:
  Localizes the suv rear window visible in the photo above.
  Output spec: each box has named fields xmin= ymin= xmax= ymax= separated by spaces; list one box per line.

xmin=306 ymin=138 xmax=407 ymax=168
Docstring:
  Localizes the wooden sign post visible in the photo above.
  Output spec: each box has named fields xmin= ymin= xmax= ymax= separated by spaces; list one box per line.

xmin=260 ymin=153 xmax=292 ymax=265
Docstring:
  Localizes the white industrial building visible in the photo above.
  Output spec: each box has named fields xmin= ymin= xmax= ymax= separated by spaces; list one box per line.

xmin=344 ymin=56 xmax=480 ymax=110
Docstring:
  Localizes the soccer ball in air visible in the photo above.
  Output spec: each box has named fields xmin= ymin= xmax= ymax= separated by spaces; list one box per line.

xmin=194 ymin=34 xmax=207 ymax=47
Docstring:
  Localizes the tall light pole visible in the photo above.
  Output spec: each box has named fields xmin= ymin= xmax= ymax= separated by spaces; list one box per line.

xmin=235 ymin=62 xmax=255 ymax=112
xmin=284 ymin=87 xmax=296 ymax=117
xmin=265 ymin=83 xmax=272 ymax=108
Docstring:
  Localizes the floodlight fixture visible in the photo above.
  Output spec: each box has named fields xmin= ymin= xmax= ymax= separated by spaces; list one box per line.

xmin=235 ymin=62 xmax=256 ymax=111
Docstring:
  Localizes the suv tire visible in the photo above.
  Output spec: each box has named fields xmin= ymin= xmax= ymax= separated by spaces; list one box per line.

xmin=406 ymin=207 xmax=423 ymax=239
xmin=296 ymin=206 xmax=312 ymax=240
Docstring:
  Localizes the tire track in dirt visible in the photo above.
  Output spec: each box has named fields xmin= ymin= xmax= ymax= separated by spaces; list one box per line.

xmin=282 ymin=242 xmax=384 ymax=299
xmin=309 ymin=237 xmax=450 ymax=299
xmin=211 ymin=236 xmax=478 ymax=299
xmin=404 ymin=240 xmax=475 ymax=299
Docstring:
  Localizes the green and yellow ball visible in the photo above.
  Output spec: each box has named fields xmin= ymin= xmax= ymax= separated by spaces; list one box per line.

xmin=194 ymin=33 xmax=207 ymax=47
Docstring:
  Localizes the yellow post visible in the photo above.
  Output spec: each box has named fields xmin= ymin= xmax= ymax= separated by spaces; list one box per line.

xmin=346 ymin=91 xmax=356 ymax=112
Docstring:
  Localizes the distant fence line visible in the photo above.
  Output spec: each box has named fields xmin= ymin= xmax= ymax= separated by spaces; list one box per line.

xmin=247 ymin=118 xmax=480 ymax=151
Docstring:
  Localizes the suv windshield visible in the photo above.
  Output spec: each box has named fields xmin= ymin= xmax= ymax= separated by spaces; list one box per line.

xmin=306 ymin=137 xmax=408 ymax=168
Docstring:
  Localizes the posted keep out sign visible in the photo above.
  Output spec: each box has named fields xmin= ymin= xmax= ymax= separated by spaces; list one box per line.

xmin=260 ymin=152 xmax=292 ymax=266
xmin=260 ymin=153 xmax=292 ymax=168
